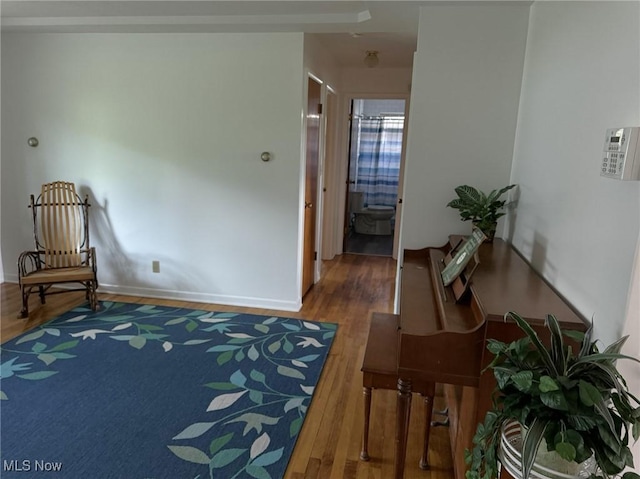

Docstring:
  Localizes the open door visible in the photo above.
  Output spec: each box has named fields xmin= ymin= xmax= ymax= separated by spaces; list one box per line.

xmin=343 ymin=98 xmax=406 ymax=257
xmin=321 ymin=88 xmax=338 ymax=260
xmin=302 ymin=77 xmax=321 ymax=297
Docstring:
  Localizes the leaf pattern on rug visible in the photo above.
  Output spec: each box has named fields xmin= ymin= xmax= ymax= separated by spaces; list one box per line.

xmin=0 ymin=301 xmax=337 ymax=479
xmin=165 ymin=311 xmax=336 ymax=479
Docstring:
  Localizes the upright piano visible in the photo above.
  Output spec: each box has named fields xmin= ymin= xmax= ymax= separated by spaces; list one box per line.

xmin=394 ymin=238 xmax=588 ymax=479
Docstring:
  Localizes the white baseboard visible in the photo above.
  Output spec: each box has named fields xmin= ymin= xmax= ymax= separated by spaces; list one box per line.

xmin=2 ymin=275 xmax=302 ymax=313
xmin=99 ymin=284 xmax=302 ymax=312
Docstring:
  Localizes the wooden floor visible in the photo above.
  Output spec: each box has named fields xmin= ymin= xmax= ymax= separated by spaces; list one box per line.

xmin=0 ymin=254 xmax=454 ymax=479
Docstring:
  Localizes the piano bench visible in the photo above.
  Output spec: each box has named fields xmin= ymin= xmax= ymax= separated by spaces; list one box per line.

xmin=361 ymin=312 xmax=436 ymax=470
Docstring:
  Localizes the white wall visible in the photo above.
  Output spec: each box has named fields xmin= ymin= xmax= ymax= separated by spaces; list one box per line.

xmin=399 ymin=5 xmax=530 ymax=250
xmin=303 ymin=34 xmax=340 ymax=90
xmin=339 ymin=67 xmax=412 ymax=95
xmin=509 ymin=2 xmax=640 ymax=345
xmin=1 ymin=32 xmax=306 ymax=311
xmin=620 ymin=236 xmax=640 ymax=468
xmin=0 ymin=31 xmax=3 ymax=284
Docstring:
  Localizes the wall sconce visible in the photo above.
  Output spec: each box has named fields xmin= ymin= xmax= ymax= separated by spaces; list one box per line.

xmin=364 ymin=51 xmax=379 ymax=68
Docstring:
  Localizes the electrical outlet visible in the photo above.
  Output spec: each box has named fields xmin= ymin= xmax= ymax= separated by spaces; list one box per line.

xmin=152 ymin=261 xmax=160 ymax=273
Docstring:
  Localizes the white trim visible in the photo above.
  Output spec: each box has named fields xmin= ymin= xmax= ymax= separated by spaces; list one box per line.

xmin=297 ymin=70 xmax=310 ymax=299
xmin=308 ymin=71 xmax=324 ymax=86
xmin=1 ymin=11 xmax=373 ymax=30
xmin=3 ymin=275 xmax=302 ymax=312
xmin=314 ymin=77 xmax=328 ymax=282
xmin=99 ymin=284 xmax=302 ymax=312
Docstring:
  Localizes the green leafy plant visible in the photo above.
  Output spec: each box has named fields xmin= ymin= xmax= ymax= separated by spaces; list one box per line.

xmin=447 ymin=185 xmax=515 ymax=239
xmin=466 ymin=312 xmax=640 ymax=479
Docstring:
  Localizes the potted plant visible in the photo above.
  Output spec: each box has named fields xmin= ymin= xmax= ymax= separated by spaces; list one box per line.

xmin=466 ymin=311 xmax=640 ymax=479
xmin=447 ymin=184 xmax=515 ymax=241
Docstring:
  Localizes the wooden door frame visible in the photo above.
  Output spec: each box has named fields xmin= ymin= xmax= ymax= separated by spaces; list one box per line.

xmin=300 ymin=71 xmax=330 ymax=299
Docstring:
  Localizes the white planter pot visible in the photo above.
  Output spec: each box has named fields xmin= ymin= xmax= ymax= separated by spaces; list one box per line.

xmin=498 ymin=421 xmax=598 ymax=479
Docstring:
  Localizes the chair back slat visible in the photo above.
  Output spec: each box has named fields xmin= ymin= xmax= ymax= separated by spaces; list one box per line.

xmin=38 ymin=181 xmax=85 ymax=268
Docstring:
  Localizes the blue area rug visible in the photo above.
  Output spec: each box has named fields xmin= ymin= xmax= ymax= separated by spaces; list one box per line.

xmin=0 ymin=302 xmax=337 ymax=478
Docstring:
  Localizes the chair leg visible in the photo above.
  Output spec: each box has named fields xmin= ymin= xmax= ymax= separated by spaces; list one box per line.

xmin=39 ymin=285 xmax=46 ymax=304
xmin=360 ymin=386 xmax=372 ymax=461
xmin=88 ymin=282 xmax=99 ymax=311
xmin=18 ymin=285 xmax=30 ymax=319
xmin=419 ymin=394 xmax=434 ymax=470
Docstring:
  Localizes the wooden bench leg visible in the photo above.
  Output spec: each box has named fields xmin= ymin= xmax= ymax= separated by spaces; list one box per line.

xmin=360 ymin=386 xmax=372 ymax=461
xmin=395 ymin=377 xmax=412 ymax=479
xmin=419 ymin=394 xmax=434 ymax=469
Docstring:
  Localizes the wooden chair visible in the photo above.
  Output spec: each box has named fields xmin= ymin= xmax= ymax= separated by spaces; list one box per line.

xmin=361 ymin=312 xmax=435 ymax=469
xmin=17 ymin=181 xmax=99 ymax=318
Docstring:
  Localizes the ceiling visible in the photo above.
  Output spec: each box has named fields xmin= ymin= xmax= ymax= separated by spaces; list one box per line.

xmin=0 ymin=1 xmax=434 ymax=68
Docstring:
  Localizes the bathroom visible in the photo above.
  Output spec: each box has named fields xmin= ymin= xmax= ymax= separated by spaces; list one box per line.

xmin=345 ymin=98 xmax=406 ymax=256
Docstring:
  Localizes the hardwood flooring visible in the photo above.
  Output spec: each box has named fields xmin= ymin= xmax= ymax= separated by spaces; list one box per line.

xmin=0 ymin=254 xmax=454 ymax=479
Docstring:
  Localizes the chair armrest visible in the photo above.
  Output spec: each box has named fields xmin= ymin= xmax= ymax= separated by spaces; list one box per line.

xmin=17 ymin=251 xmax=42 ymax=283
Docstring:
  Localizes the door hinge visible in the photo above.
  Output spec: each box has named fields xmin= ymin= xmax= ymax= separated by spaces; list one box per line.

xmin=314 ymin=251 xmax=318 ymax=261
xmin=318 ymin=103 xmax=323 ymax=115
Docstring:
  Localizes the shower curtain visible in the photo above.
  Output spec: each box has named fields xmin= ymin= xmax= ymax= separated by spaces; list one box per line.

xmin=356 ymin=117 xmax=404 ymax=208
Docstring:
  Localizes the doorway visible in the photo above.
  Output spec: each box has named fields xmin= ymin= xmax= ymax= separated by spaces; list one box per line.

xmin=302 ymin=76 xmax=322 ymax=297
xmin=344 ymin=99 xmax=406 ymax=257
